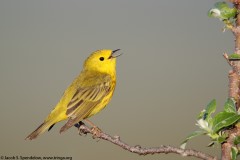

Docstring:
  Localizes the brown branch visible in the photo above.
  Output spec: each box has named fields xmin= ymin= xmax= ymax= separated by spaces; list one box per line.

xmin=222 ymin=127 xmax=240 ymax=160
xmin=228 ymin=71 xmax=239 ymax=101
xmin=232 ymin=1 xmax=240 ymax=111
xmin=221 ymin=1 xmax=240 ymax=160
xmin=76 ymin=124 xmax=217 ymax=160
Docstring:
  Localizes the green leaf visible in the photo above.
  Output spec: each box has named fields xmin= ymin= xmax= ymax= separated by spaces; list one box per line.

xmin=224 ymin=98 xmax=236 ymax=113
xmin=208 ymin=2 xmax=237 ymax=21
xmin=231 ymin=147 xmax=238 ymax=160
xmin=212 ymin=112 xmax=240 ymax=133
xmin=217 ymin=135 xmax=227 ymax=144
xmin=221 ymin=7 xmax=237 ymax=20
xmin=214 ymin=2 xmax=237 ymax=20
xmin=180 ymin=131 xmax=206 ymax=149
xmin=234 ymin=136 xmax=240 ymax=145
xmin=229 ymin=53 xmax=240 ymax=60
xmin=204 ymin=99 xmax=216 ymax=121
xmin=197 ymin=109 xmax=205 ymax=120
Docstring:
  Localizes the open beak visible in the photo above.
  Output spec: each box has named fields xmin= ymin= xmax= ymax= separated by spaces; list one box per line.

xmin=109 ymin=49 xmax=122 ymax=59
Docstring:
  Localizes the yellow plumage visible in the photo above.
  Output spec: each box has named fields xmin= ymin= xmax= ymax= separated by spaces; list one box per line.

xmin=25 ymin=49 xmax=121 ymax=140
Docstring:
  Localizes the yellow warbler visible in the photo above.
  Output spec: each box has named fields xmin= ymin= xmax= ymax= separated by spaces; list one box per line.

xmin=25 ymin=49 xmax=121 ymax=140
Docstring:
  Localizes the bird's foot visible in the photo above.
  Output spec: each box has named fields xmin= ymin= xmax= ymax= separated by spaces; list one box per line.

xmin=74 ymin=121 xmax=87 ymax=136
xmin=84 ymin=119 xmax=102 ymax=139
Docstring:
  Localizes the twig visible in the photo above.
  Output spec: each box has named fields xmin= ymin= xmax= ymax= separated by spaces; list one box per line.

xmin=76 ymin=124 xmax=217 ymax=160
xmin=223 ymin=53 xmax=232 ymax=67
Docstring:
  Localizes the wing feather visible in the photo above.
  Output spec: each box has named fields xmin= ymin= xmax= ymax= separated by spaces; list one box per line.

xmin=60 ymin=74 xmax=112 ymax=133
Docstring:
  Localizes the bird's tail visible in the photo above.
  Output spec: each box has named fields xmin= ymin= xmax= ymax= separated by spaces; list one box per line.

xmin=25 ymin=120 xmax=55 ymax=140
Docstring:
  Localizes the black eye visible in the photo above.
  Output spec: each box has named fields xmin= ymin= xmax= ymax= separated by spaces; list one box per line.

xmin=99 ymin=57 xmax=104 ymax=61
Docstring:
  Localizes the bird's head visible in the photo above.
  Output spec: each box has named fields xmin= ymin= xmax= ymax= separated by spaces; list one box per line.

xmin=83 ymin=49 xmax=121 ymax=75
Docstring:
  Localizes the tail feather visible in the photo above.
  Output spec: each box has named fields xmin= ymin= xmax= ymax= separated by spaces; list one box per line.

xmin=59 ymin=118 xmax=74 ymax=134
xmin=25 ymin=120 xmax=54 ymax=140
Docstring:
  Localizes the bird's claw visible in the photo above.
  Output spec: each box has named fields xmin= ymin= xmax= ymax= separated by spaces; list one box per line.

xmin=78 ymin=127 xmax=88 ymax=136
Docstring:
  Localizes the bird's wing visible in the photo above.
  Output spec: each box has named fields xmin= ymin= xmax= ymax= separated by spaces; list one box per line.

xmin=60 ymin=74 xmax=112 ymax=133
